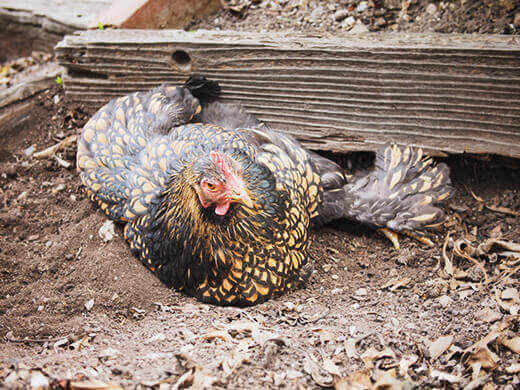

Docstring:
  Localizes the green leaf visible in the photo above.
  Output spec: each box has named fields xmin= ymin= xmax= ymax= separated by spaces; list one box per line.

xmin=55 ymin=76 xmax=63 ymax=85
xmin=97 ymin=22 xmax=104 ymax=30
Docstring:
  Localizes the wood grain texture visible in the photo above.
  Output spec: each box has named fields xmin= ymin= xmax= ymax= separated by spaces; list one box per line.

xmin=55 ymin=30 xmax=520 ymax=157
xmin=0 ymin=0 xmax=110 ymax=59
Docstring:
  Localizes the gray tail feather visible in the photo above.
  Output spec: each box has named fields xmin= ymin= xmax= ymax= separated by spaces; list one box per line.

xmin=315 ymin=144 xmax=454 ymax=234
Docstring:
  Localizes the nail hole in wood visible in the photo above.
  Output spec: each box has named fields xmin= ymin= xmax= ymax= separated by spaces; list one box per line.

xmin=171 ymin=50 xmax=192 ymax=72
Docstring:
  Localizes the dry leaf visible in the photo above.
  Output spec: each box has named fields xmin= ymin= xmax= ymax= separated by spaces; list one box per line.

xmin=485 ymin=205 xmax=520 ymax=217
xmin=506 ymin=363 xmax=520 ymax=374
xmin=373 ymin=370 xmax=402 ymax=390
xmin=469 ymin=190 xmax=520 ymax=217
xmin=220 ymin=346 xmax=250 ymax=377
xmin=361 ymin=347 xmax=396 ymax=369
xmin=29 ymin=372 xmax=49 ymax=389
xmin=304 ymin=355 xmax=333 ymax=387
xmin=323 ymin=357 xmax=342 ymax=377
xmin=466 ymin=348 xmax=499 ymax=370
xmin=334 ymin=369 xmax=371 ymax=390
xmin=474 ymin=308 xmax=502 ymax=323
xmin=70 ymin=380 xmax=123 ymax=390
xmin=313 ymin=328 xmax=334 ymax=344
xmin=345 ymin=338 xmax=358 ymax=358
xmin=381 ymin=277 xmax=411 ymax=291
xmin=398 ymin=354 xmax=418 ymax=377
xmin=477 ymin=239 xmax=520 ymax=258
xmin=200 ymin=330 xmax=233 ymax=342
xmin=430 ymin=369 xmax=460 ymax=383
xmin=500 ymin=336 xmax=520 ymax=354
xmin=428 ymin=335 xmax=453 ymax=361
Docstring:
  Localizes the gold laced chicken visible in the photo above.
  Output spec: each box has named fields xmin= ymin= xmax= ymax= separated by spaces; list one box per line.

xmin=77 ymin=76 xmax=453 ymax=306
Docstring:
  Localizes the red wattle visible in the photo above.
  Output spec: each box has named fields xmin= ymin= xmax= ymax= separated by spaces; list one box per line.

xmin=215 ymin=200 xmax=231 ymax=215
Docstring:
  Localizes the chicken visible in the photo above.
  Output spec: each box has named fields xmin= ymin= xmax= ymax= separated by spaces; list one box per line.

xmin=77 ymin=76 xmax=453 ymax=306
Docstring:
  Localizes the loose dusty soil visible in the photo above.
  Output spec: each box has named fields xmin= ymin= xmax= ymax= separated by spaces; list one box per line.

xmin=1 ymin=1 xmax=520 ymax=389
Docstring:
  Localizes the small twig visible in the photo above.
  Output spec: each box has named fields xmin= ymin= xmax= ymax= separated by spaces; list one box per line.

xmin=468 ymin=188 xmax=520 ymax=217
xmin=33 ymin=135 xmax=77 ymax=159
xmin=441 ymin=232 xmax=453 ymax=277
xmin=453 ymin=246 xmax=489 ymax=288
xmin=491 ymin=264 xmax=520 ymax=287
xmin=6 ymin=334 xmax=72 ymax=344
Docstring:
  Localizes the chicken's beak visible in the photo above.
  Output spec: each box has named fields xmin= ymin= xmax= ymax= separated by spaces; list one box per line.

xmin=230 ymin=188 xmax=254 ymax=209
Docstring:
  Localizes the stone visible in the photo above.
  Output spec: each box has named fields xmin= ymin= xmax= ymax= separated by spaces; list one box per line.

xmin=334 ymin=9 xmax=348 ymax=22
xmin=425 ymin=3 xmax=438 ymax=16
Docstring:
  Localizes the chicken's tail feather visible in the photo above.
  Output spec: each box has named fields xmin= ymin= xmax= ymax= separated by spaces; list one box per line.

xmin=316 ymin=144 xmax=453 ymax=234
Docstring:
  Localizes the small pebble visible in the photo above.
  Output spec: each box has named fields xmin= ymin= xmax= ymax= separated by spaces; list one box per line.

xmin=343 ymin=16 xmax=356 ymax=27
xmin=29 ymin=371 xmax=49 ymax=389
xmin=425 ymin=3 xmax=438 ymax=16
xmin=5 ymin=165 xmax=17 ymax=178
xmin=349 ymin=22 xmax=369 ymax=33
xmin=356 ymin=1 xmax=368 ymax=13
xmin=334 ymin=9 xmax=348 ymax=22
xmin=355 ymin=287 xmax=368 ymax=296
xmin=17 ymin=191 xmax=28 ymax=201
xmin=514 ymin=12 xmax=520 ymax=27
xmin=24 ymin=145 xmax=35 ymax=156
xmin=439 ymin=295 xmax=453 ymax=307
xmin=85 ymin=298 xmax=95 ymax=311
xmin=502 ymin=287 xmax=518 ymax=300
xmin=98 ymin=220 xmax=116 ymax=242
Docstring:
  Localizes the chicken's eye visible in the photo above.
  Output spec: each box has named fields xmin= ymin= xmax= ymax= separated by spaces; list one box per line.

xmin=205 ymin=182 xmax=217 ymax=191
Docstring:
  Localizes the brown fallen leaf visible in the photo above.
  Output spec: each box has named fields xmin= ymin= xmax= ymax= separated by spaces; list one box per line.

xmin=466 ymin=347 xmax=499 ymax=370
xmin=373 ymin=369 xmax=402 ymax=390
xmin=506 ymin=363 xmax=520 ymax=374
xmin=345 ymin=338 xmax=358 ymax=359
xmin=381 ymin=277 xmax=411 ymax=291
xmin=428 ymin=335 xmax=453 ymax=361
xmin=313 ymin=328 xmax=335 ymax=344
xmin=334 ymin=369 xmax=371 ymax=390
xmin=220 ymin=345 xmax=250 ymax=378
xmin=430 ymin=369 xmax=460 ymax=384
xmin=303 ymin=354 xmax=333 ymax=387
xmin=361 ymin=347 xmax=396 ymax=369
xmin=477 ymin=239 xmax=520 ymax=258
xmin=398 ymin=354 xmax=418 ymax=377
xmin=322 ymin=357 xmax=342 ymax=377
xmin=500 ymin=336 xmax=520 ymax=354
xmin=69 ymin=380 xmax=123 ymax=390
xmin=495 ymin=289 xmax=520 ymax=315
xmin=200 ymin=329 xmax=233 ymax=342
xmin=474 ymin=308 xmax=502 ymax=323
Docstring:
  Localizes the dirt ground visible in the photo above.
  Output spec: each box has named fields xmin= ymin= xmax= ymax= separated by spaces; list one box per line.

xmin=1 ymin=1 xmax=520 ymax=389
xmin=191 ymin=0 xmax=520 ymax=35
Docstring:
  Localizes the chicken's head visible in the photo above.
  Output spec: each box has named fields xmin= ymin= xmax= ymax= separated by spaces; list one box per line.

xmin=193 ymin=151 xmax=253 ymax=216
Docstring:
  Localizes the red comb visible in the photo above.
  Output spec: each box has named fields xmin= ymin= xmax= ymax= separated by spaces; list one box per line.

xmin=210 ymin=151 xmax=232 ymax=179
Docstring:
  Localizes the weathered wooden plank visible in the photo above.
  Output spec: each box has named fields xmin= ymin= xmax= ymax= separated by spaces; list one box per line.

xmin=0 ymin=0 xmax=110 ymax=60
xmin=55 ymin=30 xmax=520 ymax=157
